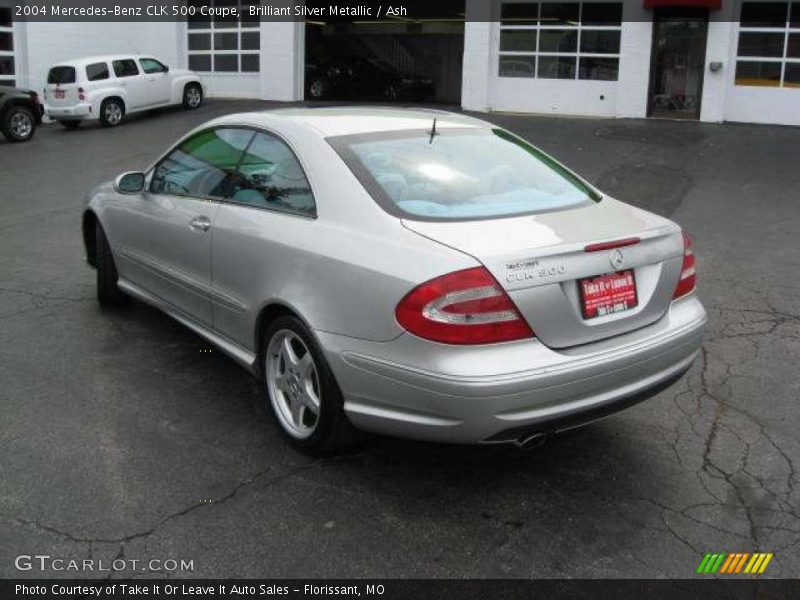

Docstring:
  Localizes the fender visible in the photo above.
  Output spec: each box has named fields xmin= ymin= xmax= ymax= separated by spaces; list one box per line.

xmin=169 ymin=72 xmax=204 ymax=104
xmin=88 ymin=87 xmax=130 ymax=117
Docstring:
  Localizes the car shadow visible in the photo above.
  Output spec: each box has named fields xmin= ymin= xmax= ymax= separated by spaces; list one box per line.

xmin=106 ymin=298 xmax=656 ymax=493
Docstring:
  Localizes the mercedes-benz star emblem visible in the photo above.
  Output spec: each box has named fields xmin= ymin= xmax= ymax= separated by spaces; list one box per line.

xmin=610 ymin=249 xmax=625 ymax=271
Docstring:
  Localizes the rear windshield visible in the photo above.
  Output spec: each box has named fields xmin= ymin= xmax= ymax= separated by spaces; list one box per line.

xmin=329 ymin=128 xmax=599 ymax=221
xmin=47 ymin=66 xmax=76 ymax=85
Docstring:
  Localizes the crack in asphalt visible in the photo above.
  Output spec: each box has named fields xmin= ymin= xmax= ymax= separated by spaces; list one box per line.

xmin=640 ymin=291 xmax=800 ymax=560
xmin=12 ymin=459 xmax=328 ymax=547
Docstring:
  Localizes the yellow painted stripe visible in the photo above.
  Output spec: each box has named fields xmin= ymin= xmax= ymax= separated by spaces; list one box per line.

xmin=750 ymin=554 xmax=766 ymax=574
xmin=734 ymin=553 xmax=750 ymax=573
xmin=758 ymin=553 xmax=773 ymax=574
xmin=744 ymin=554 xmax=759 ymax=574
xmin=720 ymin=553 xmax=736 ymax=574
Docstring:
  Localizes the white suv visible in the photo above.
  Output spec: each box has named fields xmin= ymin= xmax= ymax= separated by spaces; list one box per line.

xmin=44 ymin=55 xmax=204 ymax=128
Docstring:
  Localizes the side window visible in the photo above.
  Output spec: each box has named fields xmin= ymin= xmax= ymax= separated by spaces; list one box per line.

xmin=140 ymin=58 xmax=167 ymax=74
xmin=150 ymin=128 xmax=255 ymax=199
xmin=112 ymin=59 xmax=140 ymax=78
xmin=231 ymin=132 xmax=316 ymax=217
xmin=86 ymin=62 xmax=109 ymax=82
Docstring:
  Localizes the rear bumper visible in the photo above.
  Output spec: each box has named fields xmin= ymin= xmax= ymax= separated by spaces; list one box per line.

xmin=318 ymin=294 xmax=706 ymax=445
xmin=45 ymin=103 xmax=92 ymax=120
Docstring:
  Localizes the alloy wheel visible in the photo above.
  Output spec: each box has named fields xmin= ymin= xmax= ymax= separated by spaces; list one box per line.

xmin=265 ymin=329 xmax=321 ymax=439
xmin=186 ymin=87 xmax=201 ymax=107
xmin=309 ymin=80 xmax=324 ymax=99
xmin=105 ymin=103 xmax=123 ymax=125
xmin=10 ymin=111 xmax=33 ymax=139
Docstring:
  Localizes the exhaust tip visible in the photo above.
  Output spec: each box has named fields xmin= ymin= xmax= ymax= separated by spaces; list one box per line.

xmin=514 ymin=432 xmax=548 ymax=450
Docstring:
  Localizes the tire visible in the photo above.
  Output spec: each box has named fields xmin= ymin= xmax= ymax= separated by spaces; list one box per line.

xmin=100 ymin=98 xmax=124 ymax=127
xmin=384 ymin=83 xmax=400 ymax=102
xmin=1 ymin=106 xmax=36 ymax=142
xmin=261 ymin=315 xmax=357 ymax=454
xmin=95 ymin=222 xmax=128 ymax=307
xmin=60 ymin=120 xmax=81 ymax=130
xmin=182 ymin=83 xmax=203 ymax=110
xmin=307 ymin=78 xmax=328 ymax=100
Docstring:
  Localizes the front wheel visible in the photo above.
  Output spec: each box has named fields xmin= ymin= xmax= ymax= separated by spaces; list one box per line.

xmin=183 ymin=83 xmax=203 ymax=109
xmin=1 ymin=106 xmax=36 ymax=142
xmin=95 ymin=222 xmax=128 ymax=307
xmin=262 ymin=315 xmax=357 ymax=454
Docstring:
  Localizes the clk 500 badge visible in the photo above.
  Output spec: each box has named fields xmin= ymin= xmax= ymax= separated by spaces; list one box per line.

xmin=507 ymin=264 xmax=566 ymax=282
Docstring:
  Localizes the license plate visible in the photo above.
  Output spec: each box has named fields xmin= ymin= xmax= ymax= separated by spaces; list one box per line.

xmin=54 ymin=89 xmax=65 ymax=99
xmin=579 ymin=270 xmax=638 ymax=319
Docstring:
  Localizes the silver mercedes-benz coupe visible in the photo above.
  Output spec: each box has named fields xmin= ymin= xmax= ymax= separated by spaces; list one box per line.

xmin=82 ymin=107 xmax=706 ymax=453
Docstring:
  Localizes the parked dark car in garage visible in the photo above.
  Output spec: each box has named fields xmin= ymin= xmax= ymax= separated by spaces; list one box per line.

xmin=305 ymin=56 xmax=435 ymax=102
xmin=0 ymin=86 xmax=44 ymax=143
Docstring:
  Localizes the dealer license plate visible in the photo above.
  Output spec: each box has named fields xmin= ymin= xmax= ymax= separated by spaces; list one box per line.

xmin=579 ymin=270 xmax=638 ymax=319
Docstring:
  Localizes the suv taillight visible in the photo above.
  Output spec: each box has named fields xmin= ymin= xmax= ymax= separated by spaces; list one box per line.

xmin=395 ymin=267 xmax=534 ymax=345
xmin=673 ymin=231 xmax=696 ymax=299
xmin=78 ymin=87 xmax=86 ymax=101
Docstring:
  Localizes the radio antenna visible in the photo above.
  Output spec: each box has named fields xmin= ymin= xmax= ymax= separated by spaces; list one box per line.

xmin=428 ymin=118 xmax=438 ymax=144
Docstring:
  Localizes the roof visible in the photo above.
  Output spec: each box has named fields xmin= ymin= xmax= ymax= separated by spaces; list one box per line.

xmin=51 ymin=54 xmax=160 ymax=67
xmin=217 ymin=107 xmax=490 ymax=138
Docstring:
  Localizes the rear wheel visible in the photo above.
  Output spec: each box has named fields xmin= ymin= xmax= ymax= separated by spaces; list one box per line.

xmin=1 ymin=106 xmax=36 ymax=142
xmin=183 ymin=83 xmax=203 ymax=109
xmin=95 ymin=222 xmax=128 ymax=307
xmin=262 ymin=315 xmax=357 ymax=454
xmin=100 ymin=98 xmax=124 ymax=127
xmin=60 ymin=120 xmax=81 ymax=130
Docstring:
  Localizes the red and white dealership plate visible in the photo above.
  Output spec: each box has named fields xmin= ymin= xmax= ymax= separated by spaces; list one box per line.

xmin=579 ymin=270 xmax=638 ymax=319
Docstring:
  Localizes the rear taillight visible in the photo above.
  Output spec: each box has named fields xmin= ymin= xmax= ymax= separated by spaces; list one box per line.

xmin=78 ymin=87 xmax=86 ymax=101
xmin=395 ymin=267 xmax=534 ymax=345
xmin=673 ymin=231 xmax=696 ymax=299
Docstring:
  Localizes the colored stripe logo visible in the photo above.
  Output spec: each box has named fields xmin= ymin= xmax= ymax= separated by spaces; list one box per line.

xmin=697 ymin=552 xmax=773 ymax=575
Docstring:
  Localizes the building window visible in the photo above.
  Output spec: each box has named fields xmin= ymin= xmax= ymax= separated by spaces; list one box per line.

xmin=736 ymin=1 xmax=800 ymax=87
xmin=498 ymin=2 xmax=622 ymax=81
xmin=0 ymin=6 xmax=14 ymax=87
xmin=187 ymin=0 xmax=260 ymax=74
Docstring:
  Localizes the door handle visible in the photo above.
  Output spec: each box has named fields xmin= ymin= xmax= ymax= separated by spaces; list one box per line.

xmin=189 ymin=216 xmax=211 ymax=232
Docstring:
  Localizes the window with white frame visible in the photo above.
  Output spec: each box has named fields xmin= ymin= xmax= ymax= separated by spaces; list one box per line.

xmin=497 ymin=2 xmax=622 ymax=81
xmin=736 ymin=1 xmax=800 ymax=88
xmin=0 ymin=5 xmax=14 ymax=87
xmin=187 ymin=0 xmax=261 ymax=74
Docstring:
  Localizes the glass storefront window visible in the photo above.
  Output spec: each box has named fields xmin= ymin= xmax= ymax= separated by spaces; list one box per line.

xmin=497 ymin=2 xmax=622 ymax=81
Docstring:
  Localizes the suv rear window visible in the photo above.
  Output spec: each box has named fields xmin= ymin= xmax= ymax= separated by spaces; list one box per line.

xmin=86 ymin=62 xmax=109 ymax=81
xmin=47 ymin=66 xmax=76 ymax=84
xmin=112 ymin=59 xmax=139 ymax=78
xmin=329 ymin=128 xmax=599 ymax=221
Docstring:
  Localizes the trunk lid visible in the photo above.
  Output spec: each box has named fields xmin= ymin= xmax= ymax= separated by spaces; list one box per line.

xmin=403 ymin=198 xmax=684 ymax=348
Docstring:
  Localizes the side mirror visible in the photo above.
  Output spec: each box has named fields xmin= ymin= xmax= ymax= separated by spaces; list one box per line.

xmin=114 ymin=171 xmax=146 ymax=194
xmin=163 ymin=65 xmax=169 ymax=73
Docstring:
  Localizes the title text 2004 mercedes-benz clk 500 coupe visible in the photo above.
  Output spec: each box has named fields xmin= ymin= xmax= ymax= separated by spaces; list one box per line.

xmin=82 ymin=108 xmax=706 ymax=453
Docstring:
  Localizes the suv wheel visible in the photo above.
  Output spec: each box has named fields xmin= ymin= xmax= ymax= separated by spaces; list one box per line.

xmin=183 ymin=84 xmax=203 ymax=109
xmin=1 ymin=106 xmax=36 ymax=142
xmin=262 ymin=315 xmax=357 ymax=454
xmin=95 ymin=222 xmax=128 ymax=307
xmin=100 ymin=98 xmax=124 ymax=127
